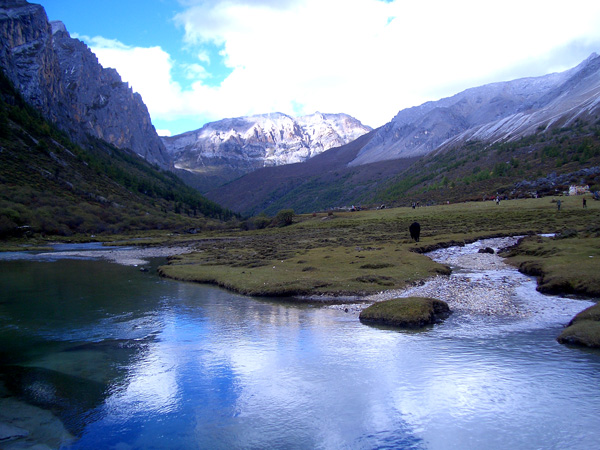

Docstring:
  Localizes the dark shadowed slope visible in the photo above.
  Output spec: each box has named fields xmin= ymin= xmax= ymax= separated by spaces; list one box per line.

xmin=204 ymin=131 xmax=419 ymax=216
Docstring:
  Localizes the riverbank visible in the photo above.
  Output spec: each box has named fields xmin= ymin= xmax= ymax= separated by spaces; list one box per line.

xmin=15 ymin=231 xmax=598 ymax=348
xmin=4 ymin=197 xmax=597 ymax=316
xmin=503 ymin=233 xmax=600 ymax=298
xmin=36 ymin=245 xmax=194 ymax=266
xmin=157 ymin=197 xmax=600 ymax=299
xmin=331 ymin=237 xmax=532 ymax=315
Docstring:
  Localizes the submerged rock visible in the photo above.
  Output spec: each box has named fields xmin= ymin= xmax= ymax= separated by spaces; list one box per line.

xmin=0 ymin=422 xmax=29 ymax=441
xmin=0 ymin=396 xmax=74 ymax=449
xmin=0 ymin=365 xmax=107 ymax=436
xmin=359 ymin=297 xmax=451 ymax=328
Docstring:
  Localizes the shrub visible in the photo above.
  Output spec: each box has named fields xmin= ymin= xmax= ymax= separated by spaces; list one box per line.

xmin=0 ymin=215 xmax=17 ymax=237
xmin=253 ymin=215 xmax=272 ymax=230
xmin=274 ymin=209 xmax=294 ymax=227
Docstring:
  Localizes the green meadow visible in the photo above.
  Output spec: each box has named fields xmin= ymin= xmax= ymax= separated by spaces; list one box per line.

xmin=158 ymin=195 xmax=600 ymax=299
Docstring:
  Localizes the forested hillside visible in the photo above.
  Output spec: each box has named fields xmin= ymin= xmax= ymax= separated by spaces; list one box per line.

xmin=375 ymin=120 xmax=600 ymax=205
xmin=0 ymin=71 xmax=235 ymax=238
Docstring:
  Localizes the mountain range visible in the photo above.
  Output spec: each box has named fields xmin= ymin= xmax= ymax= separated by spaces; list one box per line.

xmin=204 ymin=53 xmax=600 ymax=215
xmin=1 ymin=0 xmax=599 ymax=224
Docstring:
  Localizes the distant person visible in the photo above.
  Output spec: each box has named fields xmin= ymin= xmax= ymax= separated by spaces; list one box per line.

xmin=583 ymin=197 xmax=587 ymax=209
xmin=557 ymin=199 xmax=561 ymax=211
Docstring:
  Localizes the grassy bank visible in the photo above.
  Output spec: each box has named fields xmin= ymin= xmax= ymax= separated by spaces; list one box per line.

xmin=557 ymin=303 xmax=600 ymax=347
xmin=504 ymin=233 xmax=600 ymax=297
xmin=158 ymin=196 xmax=600 ymax=298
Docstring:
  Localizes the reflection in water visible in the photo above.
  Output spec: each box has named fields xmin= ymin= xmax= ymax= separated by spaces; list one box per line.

xmin=0 ymin=253 xmax=599 ymax=449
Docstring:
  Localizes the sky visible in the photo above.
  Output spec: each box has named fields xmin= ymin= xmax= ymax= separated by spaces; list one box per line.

xmin=40 ymin=0 xmax=600 ymax=137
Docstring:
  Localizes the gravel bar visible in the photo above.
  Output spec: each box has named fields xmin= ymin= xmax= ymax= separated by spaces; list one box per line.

xmin=332 ymin=236 xmax=530 ymax=317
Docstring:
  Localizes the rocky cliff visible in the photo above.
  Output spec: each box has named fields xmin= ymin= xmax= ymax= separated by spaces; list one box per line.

xmin=162 ymin=112 xmax=371 ymax=190
xmin=0 ymin=0 xmax=171 ymax=168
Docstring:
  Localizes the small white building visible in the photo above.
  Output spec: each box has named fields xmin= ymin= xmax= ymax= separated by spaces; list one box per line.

xmin=568 ymin=185 xmax=590 ymax=196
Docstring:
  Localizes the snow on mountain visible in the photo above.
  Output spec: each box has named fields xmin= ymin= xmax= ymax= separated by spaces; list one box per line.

xmin=348 ymin=54 xmax=599 ymax=167
xmin=162 ymin=112 xmax=371 ymax=185
xmin=439 ymin=53 xmax=600 ymax=148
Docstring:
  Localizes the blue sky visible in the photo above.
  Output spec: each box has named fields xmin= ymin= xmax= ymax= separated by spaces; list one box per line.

xmin=42 ymin=0 xmax=232 ymax=88
xmin=40 ymin=0 xmax=600 ymax=137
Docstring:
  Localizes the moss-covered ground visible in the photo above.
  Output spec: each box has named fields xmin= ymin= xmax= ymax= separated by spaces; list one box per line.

xmin=359 ymin=297 xmax=451 ymax=328
xmin=504 ymin=233 xmax=600 ymax=297
xmin=157 ymin=196 xmax=600 ymax=298
xmin=557 ymin=303 xmax=600 ymax=348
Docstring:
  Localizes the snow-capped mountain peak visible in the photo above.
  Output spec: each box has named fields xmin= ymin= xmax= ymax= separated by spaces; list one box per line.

xmin=161 ymin=112 xmax=371 ymax=190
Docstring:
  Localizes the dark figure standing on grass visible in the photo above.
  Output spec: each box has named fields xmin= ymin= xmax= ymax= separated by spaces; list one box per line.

xmin=557 ymin=199 xmax=561 ymax=211
xmin=409 ymin=222 xmax=421 ymax=242
xmin=583 ymin=197 xmax=587 ymax=209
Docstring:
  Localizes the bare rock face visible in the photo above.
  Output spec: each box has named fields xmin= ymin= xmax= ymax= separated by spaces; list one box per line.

xmin=0 ymin=1 xmax=60 ymax=114
xmin=162 ymin=112 xmax=371 ymax=189
xmin=0 ymin=1 xmax=171 ymax=168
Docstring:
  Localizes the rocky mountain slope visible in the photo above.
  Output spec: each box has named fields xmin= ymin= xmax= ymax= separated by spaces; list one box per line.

xmin=438 ymin=54 xmax=600 ymax=149
xmin=162 ymin=112 xmax=371 ymax=191
xmin=0 ymin=0 xmax=170 ymax=168
xmin=207 ymin=54 xmax=600 ymax=215
xmin=349 ymin=54 xmax=598 ymax=167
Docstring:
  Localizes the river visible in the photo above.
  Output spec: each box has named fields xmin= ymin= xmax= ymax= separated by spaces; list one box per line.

xmin=0 ymin=241 xmax=599 ymax=449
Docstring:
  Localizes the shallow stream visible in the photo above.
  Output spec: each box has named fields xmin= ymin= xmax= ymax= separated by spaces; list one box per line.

xmin=0 ymin=240 xmax=599 ymax=449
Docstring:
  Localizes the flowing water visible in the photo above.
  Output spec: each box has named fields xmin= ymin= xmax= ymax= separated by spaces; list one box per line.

xmin=0 ymin=244 xmax=599 ymax=449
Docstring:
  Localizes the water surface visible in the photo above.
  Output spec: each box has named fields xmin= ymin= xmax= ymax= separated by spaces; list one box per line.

xmin=0 ymin=248 xmax=599 ymax=449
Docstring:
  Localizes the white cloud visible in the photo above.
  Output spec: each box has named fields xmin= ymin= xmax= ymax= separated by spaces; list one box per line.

xmin=83 ymin=0 xmax=600 ymax=135
xmin=183 ymin=63 xmax=210 ymax=80
xmin=196 ymin=51 xmax=211 ymax=64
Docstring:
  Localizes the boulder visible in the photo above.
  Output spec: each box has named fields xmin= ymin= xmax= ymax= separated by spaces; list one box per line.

xmin=359 ymin=297 xmax=451 ymax=328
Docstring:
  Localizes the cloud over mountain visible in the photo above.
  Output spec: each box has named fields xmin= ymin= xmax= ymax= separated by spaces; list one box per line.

xmin=71 ymin=0 xmax=600 ymax=136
